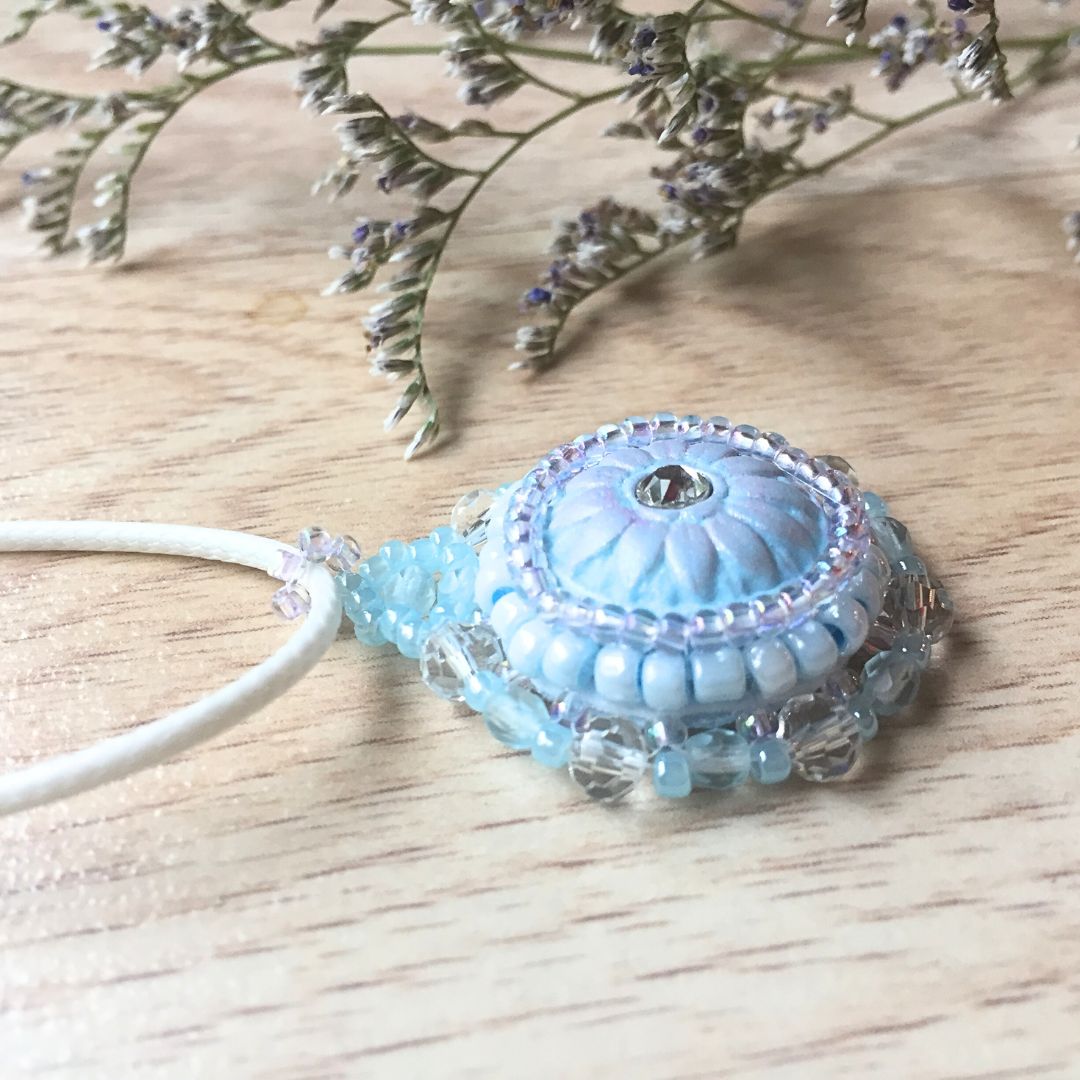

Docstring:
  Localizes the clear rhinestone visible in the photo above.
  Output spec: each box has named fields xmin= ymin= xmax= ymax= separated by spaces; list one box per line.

xmin=818 ymin=454 xmax=859 ymax=486
xmin=325 ymin=534 xmax=363 ymax=575
xmin=781 ymin=692 xmax=861 ymax=781
xmin=297 ymin=525 xmax=337 ymax=562
xmin=271 ymin=582 xmax=311 ymax=620
xmin=451 ymin=488 xmax=497 ymax=549
xmin=419 ymin=620 xmax=506 ymax=702
xmin=569 ymin=714 xmax=648 ymax=802
xmin=634 ymin=464 xmax=714 ymax=509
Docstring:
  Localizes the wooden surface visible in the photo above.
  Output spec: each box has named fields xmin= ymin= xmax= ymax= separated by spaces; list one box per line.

xmin=2 ymin=4 xmax=1080 ymax=1077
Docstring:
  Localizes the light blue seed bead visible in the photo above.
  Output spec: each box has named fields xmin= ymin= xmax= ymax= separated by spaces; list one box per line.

xmin=749 ymin=736 xmax=791 ymax=784
xmin=507 ymin=617 xmax=555 ymax=679
xmin=690 ymin=646 xmax=746 ymax=704
xmin=641 ymin=650 xmax=689 ymax=712
xmin=653 ymin=748 xmax=693 ymax=799
xmin=862 ymin=491 xmax=889 ymax=519
xmin=594 ymin=643 xmax=644 ymax=706
xmin=463 ymin=670 xmax=501 ymax=712
xmin=482 ymin=681 xmax=549 ymax=749
xmin=429 ymin=525 xmax=457 ymax=549
xmin=532 ymin=721 xmax=574 ymax=768
xmin=685 ymin=729 xmax=751 ymax=790
xmin=340 ymin=574 xmax=379 ymax=623
xmin=361 ymin=554 xmax=391 ymax=582
xmin=849 ymin=692 xmax=879 ymax=739
xmin=379 ymin=539 xmax=410 ymax=566
xmin=409 ymin=537 xmax=441 ymax=573
xmin=861 ymin=649 xmax=921 ymax=715
xmin=542 ymin=631 xmax=597 ymax=690
xmin=352 ymin=609 xmax=386 ymax=647
xmin=872 ymin=516 xmax=915 ymax=566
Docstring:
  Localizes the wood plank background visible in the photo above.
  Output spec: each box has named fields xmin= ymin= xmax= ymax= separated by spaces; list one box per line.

xmin=2 ymin=3 xmax=1079 ymax=1076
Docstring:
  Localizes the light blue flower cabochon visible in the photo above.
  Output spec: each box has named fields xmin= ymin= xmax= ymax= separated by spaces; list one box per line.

xmin=475 ymin=415 xmax=886 ymax=722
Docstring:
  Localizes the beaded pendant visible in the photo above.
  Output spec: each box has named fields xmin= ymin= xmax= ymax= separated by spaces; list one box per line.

xmin=329 ymin=414 xmax=954 ymax=803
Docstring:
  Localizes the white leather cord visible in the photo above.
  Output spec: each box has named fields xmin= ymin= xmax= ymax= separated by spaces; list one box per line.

xmin=0 ymin=521 xmax=343 ymax=815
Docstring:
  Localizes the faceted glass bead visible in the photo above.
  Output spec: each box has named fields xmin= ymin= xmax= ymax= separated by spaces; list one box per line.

xmin=634 ymin=464 xmax=714 ymax=509
xmin=387 ymin=564 xmax=437 ymax=616
xmin=749 ymin=736 xmax=791 ymax=784
xmin=780 ymin=692 xmax=861 ymax=782
xmin=532 ymin=721 xmax=574 ymax=768
xmin=738 ymin=709 xmax=779 ymax=740
xmin=483 ymin=680 xmax=549 ymax=750
xmin=298 ymin=525 xmax=337 ymax=562
xmin=862 ymin=491 xmax=889 ymax=519
xmin=923 ymin=578 xmax=955 ymax=643
xmin=271 ymin=582 xmax=311 ymax=620
xmin=325 ymin=534 xmax=363 ymax=575
xmin=684 ymin=729 xmax=751 ymax=790
xmin=419 ymin=620 xmax=506 ymax=702
xmin=818 ymin=454 xmax=858 ymax=487
xmin=451 ymin=488 xmax=497 ymax=549
xmin=352 ymin=607 xmax=385 ymax=647
xmin=569 ymin=714 xmax=649 ymax=802
xmin=849 ymin=691 xmax=879 ymax=740
xmin=653 ymin=748 xmax=693 ymax=799
xmin=861 ymin=647 xmax=922 ymax=715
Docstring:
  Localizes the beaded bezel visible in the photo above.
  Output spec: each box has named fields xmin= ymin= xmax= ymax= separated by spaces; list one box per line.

xmin=499 ymin=413 xmax=871 ymax=650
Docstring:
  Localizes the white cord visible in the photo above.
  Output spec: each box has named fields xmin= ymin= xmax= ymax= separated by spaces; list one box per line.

xmin=0 ymin=521 xmax=342 ymax=815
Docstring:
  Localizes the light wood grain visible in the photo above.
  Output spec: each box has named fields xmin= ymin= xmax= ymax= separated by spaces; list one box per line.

xmin=2 ymin=4 xmax=1080 ymax=1077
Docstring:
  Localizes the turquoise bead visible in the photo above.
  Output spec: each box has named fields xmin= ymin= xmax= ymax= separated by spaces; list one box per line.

xmin=463 ymin=670 xmax=500 ymax=712
xmin=749 ymin=736 xmax=791 ymax=784
xmin=872 ymin=516 xmax=915 ymax=566
xmin=429 ymin=524 xmax=457 ymax=548
xmin=482 ymin=680 xmax=549 ymax=749
xmin=394 ymin=609 xmax=425 ymax=660
xmin=379 ymin=539 xmax=409 ymax=565
xmin=409 ymin=537 xmax=441 ymax=573
xmin=532 ymin=721 xmax=574 ymax=768
xmin=653 ymin=748 xmax=693 ymax=798
xmin=387 ymin=564 xmax=437 ymax=615
xmin=352 ymin=608 xmax=386 ymax=647
xmin=362 ymin=553 xmax=391 ymax=582
xmin=685 ymin=729 xmax=751 ymax=790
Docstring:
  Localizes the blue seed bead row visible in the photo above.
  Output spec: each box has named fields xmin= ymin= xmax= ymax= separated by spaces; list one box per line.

xmin=338 ymin=525 xmax=480 ymax=658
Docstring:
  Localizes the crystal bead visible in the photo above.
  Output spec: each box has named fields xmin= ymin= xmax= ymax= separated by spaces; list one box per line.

xmin=451 ymin=488 xmax=497 ymax=549
xmin=325 ymin=534 xmax=363 ymax=575
xmin=634 ymin=464 xmax=714 ymax=509
xmin=892 ymin=629 xmax=932 ymax=670
xmin=419 ymin=620 xmax=506 ymax=702
xmin=298 ymin=525 xmax=337 ymax=562
xmin=861 ymin=647 xmax=921 ymax=715
xmin=379 ymin=539 xmax=409 ymax=566
xmin=653 ymin=748 xmax=693 ymax=799
xmin=532 ymin=720 xmax=574 ymax=768
xmin=645 ymin=715 xmax=688 ymax=750
xmin=569 ymin=714 xmax=649 ymax=802
xmin=339 ymin=573 xmax=381 ymax=623
xmin=684 ymin=729 xmax=751 ymax=790
xmin=872 ymin=516 xmax=914 ymax=566
xmin=749 ymin=736 xmax=791 ymax=784
xmin=482 ymin=680 xmax=549 ymax=749
xmin=271 ymin=582 xmax=311 ymax=620
xmin=394 ymin=609 xmax=426 ymax=660
xmin=780 ymin=693 xmax=861 ymax=781
xmin=819 ymin=454 xmax=858 ymax=486
xmin=351 ymin=607 xmax=385 ymax=647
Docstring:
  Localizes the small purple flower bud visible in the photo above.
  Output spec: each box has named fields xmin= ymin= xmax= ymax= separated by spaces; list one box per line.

xmin=811 ymin=111 xmax=829 ymax=134
xmin=947 ymin=0 xmax=972 ymax=10
xmin=525 ymin=287 xmax=552 ymax=305
xmin=660 ymin=183 xmax=678 ymax=200
xmin=880 ymin=48 xmax=894 ymax=63
xmin=627 ymin=61 xmax=655 ymax=77
xmin=352 ymin=223 xmax=370 ymax=243
xmin=692 ymin=126 xmax=709 ymax=144
xmin=394 ymin=220 xmax=411 ymax=237
xmin=890 ymin=14 xmax=908 ymax=30
xmin=96 ymin=18 xmax=112 ymax=30
xmin=953 ymin=17 xmax=968 ymax=32
xmin=631 ymin=27 xmax=656 ymax=49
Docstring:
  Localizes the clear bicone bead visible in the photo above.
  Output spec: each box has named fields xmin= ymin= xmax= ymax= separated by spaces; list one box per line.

xmin=451 ymin=488 xmax=497 ymax=549
xmin=298 ymin=525 xmax=337 ymax=562
xmin=271 ymin=582 xmax=311 ymax=620
xmin=419 ymin=620 xmax=506 ymax=702
xmin=780 ymin=692 xmax=861 ymax=781
xmin=860 ymin=646 xmax=922 ymax=715
xmin=684 ymin=729 xmax=751 ymax=790
xmin=569 ymin=714 xmax=649 ymax=802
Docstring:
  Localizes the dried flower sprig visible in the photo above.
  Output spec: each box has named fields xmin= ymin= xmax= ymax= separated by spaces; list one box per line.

xmin=3 ymin=0 xmax=1079 ymax=457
